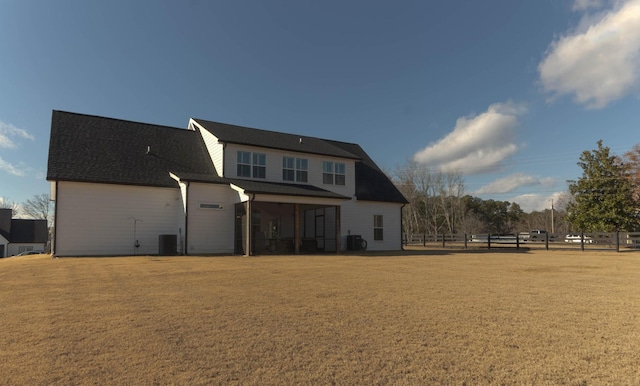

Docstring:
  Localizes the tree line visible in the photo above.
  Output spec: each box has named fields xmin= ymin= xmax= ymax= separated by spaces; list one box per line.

xmin=0 ymin=194 xmax=52 ymax=221
xmin=393 ymin=141 xmax=640 ymax=236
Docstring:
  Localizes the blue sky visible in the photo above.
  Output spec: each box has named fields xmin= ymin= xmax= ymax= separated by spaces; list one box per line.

xmin=2 ymin=0 xmax=640 ymax=214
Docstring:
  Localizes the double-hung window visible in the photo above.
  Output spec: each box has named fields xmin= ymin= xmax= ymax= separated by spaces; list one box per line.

xmin=237 ymin=151 xmax=266 ymax=179
xmin=237 ymin=151 xmax=251 ymax=177
xmin=322 ymin=161 xmax=346 ymax=185
xmin=334 ymin=162 xmax=345 ymax=185
xmin=296 ymin=158 xmax=308 ymax=182
xmin=283 ymin=157 xmax=308 ymax=183
xmin=283 ymin=157 xmax=295 ymax=181
xmin=253 ymin=153 xmax=266 ymax=179
xmin=374 ymin=215 xmax=384 ymax=241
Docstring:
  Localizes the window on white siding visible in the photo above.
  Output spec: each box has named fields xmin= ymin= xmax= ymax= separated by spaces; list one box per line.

xmin=296 ymin=158 xmax=308 ymax=182
xmin=374 ymin=215 xmax=384 ymax=241
xmin=335 ymin=162 xmax=345 ymax=186
xmin=323 ymin=161 xmax=345 ymax=185
xmin=253 ymin=153 xmax=266 ymax=179
xmin=237 ymin=151 xmax=266 ymax=179
xmin=284 ymin=157 xmax=308 ymax=182
xmin=283 ymin=157 xmax=295 ymax=181
xmin=237 ymin=151 xmax=251 ymax=177
xmin=323 ymin=161 xmax=333 ymax=184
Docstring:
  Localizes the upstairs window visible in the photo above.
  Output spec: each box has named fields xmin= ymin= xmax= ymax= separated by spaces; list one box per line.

xmin=283 ymin=157 xmax=295 ymax=181
xmin=335 ymin=162 xmax=345 ymax=186
xmin=237 ymin=151 xmax=251 ymax=177
xmin=253 ymin=153 xmax=266 ymax=179
xmin=323 ymin=161 xmax=346 ymax=185
xmin=323 ymin=161 xmax=334 ymax=184
xmin=296 ymin=158 xmax=308 ymax=183
xmin=374 ymin=215 xmax=384 ymax=241
xmin=237 ymin=151 xmax=266 ymax=179
xmin=283 ymin=157 xmax=308 ymax=183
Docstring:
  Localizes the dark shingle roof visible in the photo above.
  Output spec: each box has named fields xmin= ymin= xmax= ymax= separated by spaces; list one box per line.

xmin=10 ymin=219 xmax=48 ymax=243
xmin=47 ymin=111 xmax=216 ymax=187
xmin=171 ymin=173 xmax=349 ymax=200
xmin=193 ymin=119 xmax=361 ymax=160
xmin=47 ymin=111 xmax=406 ymax=204
xmin=327 ymin=141 xmax=408 ymax=204
xmin=228 ymin=179 xmax=350 ymax=200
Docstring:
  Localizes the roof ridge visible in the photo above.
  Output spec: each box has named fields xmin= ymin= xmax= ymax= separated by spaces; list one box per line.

xmin=53 ymin=110 xmax=187 ymax=132
xmin=192 ymin=118 xmax=359 ymax=147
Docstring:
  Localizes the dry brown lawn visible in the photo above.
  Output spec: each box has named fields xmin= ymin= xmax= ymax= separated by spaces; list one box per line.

xmin=2 ymin=248 xmax=640 ymax=385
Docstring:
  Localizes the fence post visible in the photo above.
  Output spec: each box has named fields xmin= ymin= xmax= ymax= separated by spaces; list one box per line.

xmin=581 ymin=232 xmax=585 ymax=251
xmin=516 ymin=233 xmax=520 ymax=250
xmin=487 ymin=233 xmax=491 ymax=249
xmin=423 ymin=233 xmax=426 ymax=247
xmin=616 ymin=231 xmax=620 ymax=252
xmin=442 ymin=234 xmax=446 ymax=248
xmin=545 ymin=232 xmax=549 ymax=250
xmin=464 ymin=233 xmax=468 ymax=249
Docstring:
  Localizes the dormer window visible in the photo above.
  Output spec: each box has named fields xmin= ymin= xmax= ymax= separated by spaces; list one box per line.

xmin=323 ymin=161 xmax=345 ymax=186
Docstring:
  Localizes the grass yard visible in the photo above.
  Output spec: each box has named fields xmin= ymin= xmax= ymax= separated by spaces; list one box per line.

xmin=2 ymin=249 xmax=640 ymax=385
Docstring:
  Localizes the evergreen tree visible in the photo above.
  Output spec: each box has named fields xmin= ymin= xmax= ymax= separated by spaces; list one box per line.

xmin=567 ymin=140 xmax=639 ymax=232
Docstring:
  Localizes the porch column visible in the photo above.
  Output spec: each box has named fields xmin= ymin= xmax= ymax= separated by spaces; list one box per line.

xmin=294 ymin=203 xmax=300 ymax=254
xmin=335 ymin=205 xmax=341 ymax=254
xmin=245 ymin=200 xmax=252 ymax=256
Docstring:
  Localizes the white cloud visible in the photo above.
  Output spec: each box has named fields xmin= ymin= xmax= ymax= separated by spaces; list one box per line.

xmin=474 ymin=173 xmax=555 ymax=194
xmin=0 ymin=120 xmax=34 ymax=149
xmin=0 ymin=156 xmax=27 ymax=177
xmin=413 ymin=102 xmax=526 ymax=175
xmin=539 ymin=0 xmax=640 ymax=109
xmin=510 ymin=191 xmax=566 ymax=213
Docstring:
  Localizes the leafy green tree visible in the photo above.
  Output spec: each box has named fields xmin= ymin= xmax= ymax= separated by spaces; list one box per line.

xmin=567 ymin=140 xmax=639 ymax=232
xmin=462 ymin=196 xmax=523 ymax=234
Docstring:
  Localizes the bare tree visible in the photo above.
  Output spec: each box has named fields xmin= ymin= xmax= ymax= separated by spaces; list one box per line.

xmin=0 ymin=197 xmax=19 ymax=217
xmin=22 ymin=194 xmax=52 ymax=221
xmin=394 ymin=161 xmax=466 ymax=236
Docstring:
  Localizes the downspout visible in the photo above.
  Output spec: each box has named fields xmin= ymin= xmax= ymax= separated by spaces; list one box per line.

xmin=52 ymin=181 xmax=59 ymax=257
xmin=245 ymin=193 xmax=255 ymax=256
xmin=184 ymin=181 xmax=190 ymax=255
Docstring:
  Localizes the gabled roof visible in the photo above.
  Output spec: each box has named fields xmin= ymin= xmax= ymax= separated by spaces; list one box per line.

xmin=10 ymin=219 xmax=48 ymax=244
xmin=327 ymin=141 xmax=408 ymax=204
xmin=47 ymin=111 xmax=216 ymax=188
xmin=47 ymin=111 xmax=407 ymax=204
xmin=193 ymin=119 xmax=361 ymax=160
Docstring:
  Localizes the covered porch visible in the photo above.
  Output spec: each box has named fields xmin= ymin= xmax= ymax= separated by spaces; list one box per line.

xmin=230 ymin=180 xmax=349 ymax=256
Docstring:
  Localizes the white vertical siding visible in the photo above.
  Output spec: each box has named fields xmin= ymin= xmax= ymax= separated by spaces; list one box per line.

xmin=185 ymin=182 xmax=239 ymax=255
xmin=55 ymin=182 xmax=183 ymax=256
xmin=341 ymin=199 xmax=403 ymax=251
xmin=197 ymin=125 xmax=224 ymax=177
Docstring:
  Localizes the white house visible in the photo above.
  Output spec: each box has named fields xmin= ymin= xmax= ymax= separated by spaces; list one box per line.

xmin=46 ymin=111 xmax=407 ymax=256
